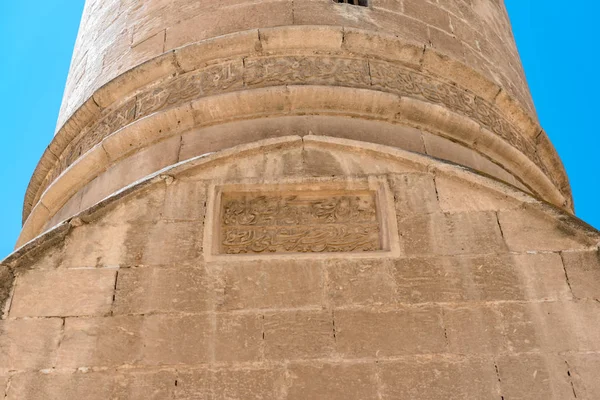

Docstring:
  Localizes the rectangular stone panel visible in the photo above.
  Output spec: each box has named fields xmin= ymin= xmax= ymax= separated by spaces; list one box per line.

xmin=0 ymin=319 xmax=63 ymax=370
xmin=335 ymin=308 xmax=446 ymax=357
xmin=10 ymin=269 xmax=116 ymax=318
xmin=204 ymin=177 xmax=400 ymax=260
xmin=220 ymin=190 xmax=379 ymax=254
xmin=379 ymin=358 xmax=499 ymax=399
xmin=285 ymin=362 xmax=379 ymax=400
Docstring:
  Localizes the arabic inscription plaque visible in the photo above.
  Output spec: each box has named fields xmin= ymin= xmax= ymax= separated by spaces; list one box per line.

xmin=218 ymin=191 xmax=382 ymax=255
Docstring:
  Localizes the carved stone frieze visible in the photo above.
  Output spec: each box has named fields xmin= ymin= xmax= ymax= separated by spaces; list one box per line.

xmin=219 ymin=192 xmax=381 ymax=254
xmin=244 ymin=56 xmax=371 ymax=88
xmin=369 ymin=61 xmax=541 ymax=166
xmin=43 ymin=54 xmax=553 ymax=209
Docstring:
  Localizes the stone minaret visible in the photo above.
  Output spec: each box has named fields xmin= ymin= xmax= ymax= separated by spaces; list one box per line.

xmin=2 ymin=0 xmax=599 ymax=398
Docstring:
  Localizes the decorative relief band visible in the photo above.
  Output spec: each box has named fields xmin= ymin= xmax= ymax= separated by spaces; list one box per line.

xmin=220 ymin=192 xmax=381 ymax=254
xmin=41 ymin=54 xmax=551 ymax=208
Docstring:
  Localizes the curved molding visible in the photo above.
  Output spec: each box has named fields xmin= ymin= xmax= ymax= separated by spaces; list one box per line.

xmin=17 ymin=85 xmax=570 ymax=247
xmin=9 ymin=135 xmax=597 ymax=265
xmin=23 ymin=25 xmax=571 ymax=224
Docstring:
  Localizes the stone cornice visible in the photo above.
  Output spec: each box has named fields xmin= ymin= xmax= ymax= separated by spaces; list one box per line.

xmin=23 ymin=26 xmax=571 ymax=226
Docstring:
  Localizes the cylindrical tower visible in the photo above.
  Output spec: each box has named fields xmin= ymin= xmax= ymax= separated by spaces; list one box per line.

xmin=2 ymin=1 xmax=600 ymax=399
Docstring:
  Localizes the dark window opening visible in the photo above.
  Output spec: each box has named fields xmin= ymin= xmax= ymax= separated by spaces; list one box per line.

xmin=334 ymin=0 xmax=368 ymax=7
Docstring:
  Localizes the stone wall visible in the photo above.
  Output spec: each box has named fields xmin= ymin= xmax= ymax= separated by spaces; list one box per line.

xmin=2 ymin=137 xmax=599 ymax=399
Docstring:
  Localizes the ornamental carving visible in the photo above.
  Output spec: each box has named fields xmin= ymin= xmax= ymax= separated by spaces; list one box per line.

xmin=219 ymin=192 xmax=381 ymax=254
xmin=45 ymin=54 xmax=554 ymax=209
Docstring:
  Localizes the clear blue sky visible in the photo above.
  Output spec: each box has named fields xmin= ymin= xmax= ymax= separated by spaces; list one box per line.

xmin=0 ymin=1 xmax=598 ymax=259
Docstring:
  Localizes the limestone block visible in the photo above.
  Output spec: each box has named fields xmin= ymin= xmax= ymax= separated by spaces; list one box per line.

xmin=174 ymin=30 xmax=260 ymax=72
xmin=10 ymin=269 xmax=116 ymax=318
xmin=443 ymin=305 xmax=504 ymax=354
xmin=176 ymin=367 xmax=285 ymax=399
xmin=379 ymin=358 xmax=499 ymax=399
xmin=326 ymin=259 xmax=397 ymax=307
xmin=124 ymin=220 xmax=202 ymax=266
xmin=263 ymin=311 xmax=334 ymax=360
xmin=566 ymin=353 xmax=600 ymax=399
xmin=0 ymin=376 xmax=7 ymax=395
xmin=497 ymin=301 xmax=600 ymax=354
xmin=286 ymin=362 xmax=378 ymax=400
xmin=494 ymin=303 xmax=542 ymax=353
xmin=499 ymin=208 xmax=598 ymax=251
xmin=0 ymin=265 xmax=14 ymax=312
xmin=213 ymin=260 xmax=323 ymax=311
xmin=335 ymin=308 xmax=446 ymax=357
xmin=429 ymin=27 xmax=465 ymax=62
xmin=561 ymin=250 xmax=600 ymax=300
xmin=392 ymin=257 xmax=468 ymax=303
xmin=213 ymin=313 xmax=263 ymax=363
xmin=435 ymin=175 xmax=522 ymax=212
xmin=342 ymin=28 xmax=423 ymax=68
xmin=163 ymin=179 xmax=207 ymax=220
xmin=513 ymin=253 xmax=572 ymax=301
xmin=62 ymin=221 xmax=128 ymax=268
xmin=392 ymin=255 xmax=528 ymax=303
xmin=0 ymin=319 xmax=62 ymax=370
xmin=142 ymin=315 xmax=212 ymax=365
xmin=496 ymin=354 xmax=574 ymax=400
xmin=165 ymin=1 xmax=293 ymax=50
xmin=114 ymin=267 xmax=211 ymax=314
xmin=57 ymin=316 xmax=144 ymax=368
xmin=397 ymin=211 xmax=507 ymax=256
xmin=259 ymin=25 xmax=343 ymax=52
xmin=403 ymin=0 xmax=452 ymax=32
xmin=7 ymin=370 xmax=176 ymax=400
xmin=389 ymin=173 xmax=440 ymax=216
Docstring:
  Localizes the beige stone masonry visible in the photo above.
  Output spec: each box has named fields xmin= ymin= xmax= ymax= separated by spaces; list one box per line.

xmin=2 ymin=135 xmax=600 ymax=399
xmin=24 ymin=26 xmax=569 ymax=231
xmin=10 ymin=269 xmax=116 ymax=318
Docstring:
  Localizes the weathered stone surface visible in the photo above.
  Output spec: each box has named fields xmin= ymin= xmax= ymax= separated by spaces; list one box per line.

xmin=141 ymin=315 xmax=212 ymax=365
xmin=397 ymin=212 xmax=507 ymax=256
xmin=388 ymin=173 xmax=440 ymax=216
xmin=114 ymin=266 xmax=212 ymax=314
xmin=443 ymin=305 xmax=504 ymax=354
xmin=10 ymin=269 xmax=116 ymax=317
xmin=496 ymin=354 xmax=575 ymax=400
xmin=213 ymin=260 xmax=323 ymax=311
xmin=213 ymin=313 xmax=263 ymax=363
xmin=0 ymin=265 xmax=14 ymax=313
xmin=0 ymin=319 xmax=62 ymax=370
xmin=392 ymin=255 xmax=526 ymax=303
xmin=435 ymin=175 xmax=522 ymax=212
xmin=499 ymin=208 xmax=598 ymax=251
xmin=176 ymin=367 xmax=285 ymax=399
xmin=326 ymin=259 xmax=397 ymax=306
xmin=567 ymin=353 xmax=600 ymax=399
xmin=57 ymin=316 xmax=144 ymax=368
xmin=335 ymin=308 xmax=446 ymax=357
xmin=7 ymin=370 xmax=176 ymax=400
xmin=561 ymin=250 xmax=600 ymax=299
xmin=286 ymin=362 xmax=378 ymax=400
xmin=379 ymin=358 xmax=499 ymax=399
xmin=264 ymin=310 xmax=334 ymax=360
xmin=162 ymin=179 xmax=206 ymax=221
xmin=124 ymin=220 xmax=202 ymax=266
